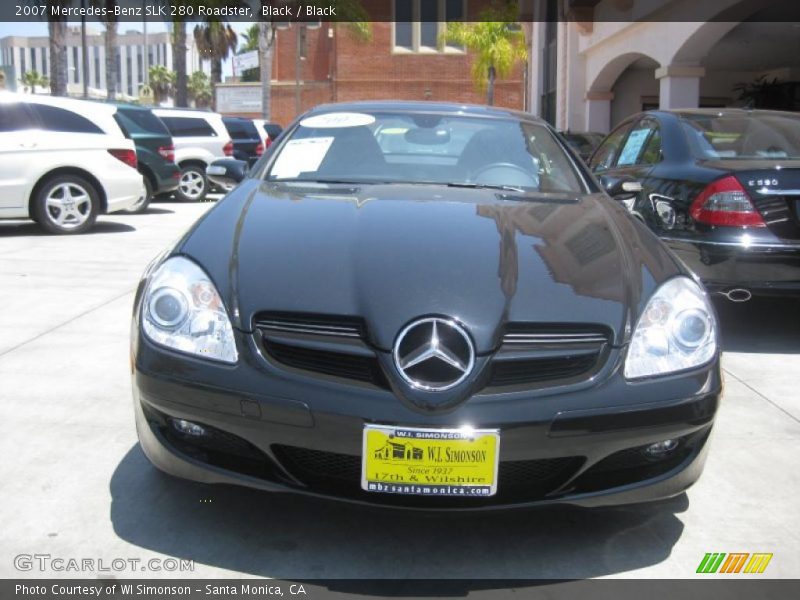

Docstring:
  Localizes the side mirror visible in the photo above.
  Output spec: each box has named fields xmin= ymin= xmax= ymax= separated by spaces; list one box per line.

xmin=601 ymin=175 xmax=643 ymax=198
xmin=206 ymin=159 xmax=248 ymax=191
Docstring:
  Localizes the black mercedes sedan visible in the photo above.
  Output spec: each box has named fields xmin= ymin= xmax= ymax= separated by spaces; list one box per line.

xmin=589 ymin=109 xmax=800 ymax=301
xmin=131 ymin=102 xmax=721 ymax=510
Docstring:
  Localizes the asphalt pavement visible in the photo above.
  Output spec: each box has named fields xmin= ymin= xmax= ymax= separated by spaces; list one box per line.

xmin=0 ymin=198 xmax=798 ymax=579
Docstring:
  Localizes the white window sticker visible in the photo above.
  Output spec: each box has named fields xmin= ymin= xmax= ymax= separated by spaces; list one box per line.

xmin=271 ymin=137 xmax=334 ymax=179
xmin=617 ymin=128 xmax=651 ymax=166
xmin=299 ymin=112 xmax=376 ymax=129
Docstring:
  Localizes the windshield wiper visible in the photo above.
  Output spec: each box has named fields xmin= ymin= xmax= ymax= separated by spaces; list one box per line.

xmin=274 ymin=179 xmax=380 ymax=186
xmin=444 ymin=182 xmax=527 ymax=193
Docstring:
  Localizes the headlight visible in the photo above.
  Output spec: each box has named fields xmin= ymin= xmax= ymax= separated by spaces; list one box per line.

xmin=624 ymin=277 xmax=716 ymax=379
xmin=141 ymin=256 xmax=238 ymax=364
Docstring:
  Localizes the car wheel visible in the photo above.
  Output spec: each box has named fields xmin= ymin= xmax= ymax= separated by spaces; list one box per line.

xmin=32 ymin=175 xmax=99 ymax=235
xmin=175 ymin=165 xmax=207 ymax=202
xmin=126 ymin=176 xmax=153 ymax=214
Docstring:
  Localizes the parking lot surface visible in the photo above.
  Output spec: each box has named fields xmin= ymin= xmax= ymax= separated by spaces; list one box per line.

xmin=0 ymin=199 xmax=798 ymax=579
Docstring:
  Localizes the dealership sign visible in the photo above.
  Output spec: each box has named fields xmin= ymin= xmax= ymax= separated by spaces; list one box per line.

xmin=215 ymin=85 xmax=261 ymax=113
xmin=233 ymin=51 xmax=259 ymax=73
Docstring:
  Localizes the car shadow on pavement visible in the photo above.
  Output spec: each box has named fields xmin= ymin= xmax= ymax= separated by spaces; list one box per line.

xmin=135 ymin=208 xmax=175 ymax=215
xmin=110 ymin=444 xmax=688 ymax=580
xmin=714 ymin=296 xmax=800 ymax=354
xmin=0 ymin=220 xmax=136 ymax=237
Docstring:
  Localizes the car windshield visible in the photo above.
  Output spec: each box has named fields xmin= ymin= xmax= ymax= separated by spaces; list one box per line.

xmin=681 ymin=112 xmax=800 ymax=160
xmin=265 ymin=111 xmax=586 ymax=193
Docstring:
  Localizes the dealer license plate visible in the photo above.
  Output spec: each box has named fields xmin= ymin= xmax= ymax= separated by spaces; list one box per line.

xmin=361 ymin=425 xmax=500 ymax=497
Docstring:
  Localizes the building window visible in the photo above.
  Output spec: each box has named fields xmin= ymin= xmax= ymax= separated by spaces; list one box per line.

xmin=42 ymin=48 xmax=47 ymax=77
xmin=137 ymin=45 xmax=143 ymax=86
xmin=94 ymin=47 xmax=100 ymax=88
xmin=19 ymin=47 xmax=26 ymax=74
xmin=393 ymin=0 xmax=465 ymax=53
xmin=30 ymin=48 xmax=36 ymax=72
xmin=126 ymin=46 xmax=133 ymax=95
xmin=72 ymin=46 xmax=79 ymax=83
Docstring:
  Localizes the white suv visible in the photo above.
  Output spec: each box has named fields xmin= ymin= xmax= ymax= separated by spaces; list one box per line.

xmin=0 ymin=93 xmax=143 ymax=234
xmin=152 ymin=108 xmax=232 ymax=202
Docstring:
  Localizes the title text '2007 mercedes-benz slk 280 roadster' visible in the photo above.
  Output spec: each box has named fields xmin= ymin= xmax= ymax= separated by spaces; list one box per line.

xmin=131 ymin=102 xmax=721 ymax=510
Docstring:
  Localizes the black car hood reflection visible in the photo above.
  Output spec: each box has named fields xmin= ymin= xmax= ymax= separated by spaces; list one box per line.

xmin=179 ymin=181 xmax=681 ymax=352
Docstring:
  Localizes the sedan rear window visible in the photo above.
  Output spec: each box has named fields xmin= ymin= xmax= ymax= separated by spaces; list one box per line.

xmin=115 ymin=108 xmax=170 ymax=137
xmin=223 ymin=118 xmax=259 ymax=140
xmin=681 ymin=112 xmax=800 ymax=160
xmin=265 ymin=111 xmax=586 ymax=194
xmin=160 ymin=116 xmax=217 ymax=137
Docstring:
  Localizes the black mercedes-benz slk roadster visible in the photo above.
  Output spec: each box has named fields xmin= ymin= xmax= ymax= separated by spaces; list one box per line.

xmin=131 ymin=102 xmax=722 ymax=510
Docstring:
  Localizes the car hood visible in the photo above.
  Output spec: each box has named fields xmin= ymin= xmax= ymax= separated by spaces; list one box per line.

xmin=179 ymin=181 xmax=681 ymax=351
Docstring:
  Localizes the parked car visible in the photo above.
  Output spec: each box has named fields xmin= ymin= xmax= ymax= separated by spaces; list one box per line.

xmin=0 ymin=93 xmax=143 ymax=234
xmin=560 ymin=131 xmax=605 ymax=162
xmin=152 ymin=108 xmax=232 ymax=202
xmin=134 ymin=101 xmax=721 ymax=510
xmin=588 ymin=109 xmax=800 ymax=301
xmin=111 ymin=104 xmax=179 ymax=213
xmin=252 ymin=118 xmax=283 ymax=148
xmin=222 ymin=116 xmax=264 ymax=166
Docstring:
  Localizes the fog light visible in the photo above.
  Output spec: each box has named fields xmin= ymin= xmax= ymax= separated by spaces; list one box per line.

xmin=171 ymin=418 xmax=206 ymax=437
xmin=644 ymin=439 xmax=679 ymax=457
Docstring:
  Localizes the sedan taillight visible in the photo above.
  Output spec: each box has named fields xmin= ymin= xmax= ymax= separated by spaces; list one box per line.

xmin=255 ymin=141 xmax=264 ymax=157
xmin=689 ymin=175 xmax=766 ymax=227
xmin=158 ymin=144 xmax=175 ymax=162
xmin=108 ymin=148 xmax=138 ymax=170
xmin=222 ymin=140 xmax=234 ymax=156
xmin=264 ymin=137 xmax=272 ymax=149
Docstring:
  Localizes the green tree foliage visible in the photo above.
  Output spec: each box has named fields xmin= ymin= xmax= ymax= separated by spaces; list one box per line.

xmin=20 ymin=70 xmax=49 ymax=93
xmin=442 ymin=2 xmax=527 ymax=105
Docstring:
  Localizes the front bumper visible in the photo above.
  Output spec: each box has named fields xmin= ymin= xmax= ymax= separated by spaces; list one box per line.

xmin=664 ymin=237 xmax=800 ymax=296
xmin=131 ymin=328 xmax=722 ymax=511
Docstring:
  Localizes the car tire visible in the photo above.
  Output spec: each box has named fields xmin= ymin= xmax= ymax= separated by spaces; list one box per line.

xmin=32 ymin=174 xmax=99 ymax=235
xmin=126 ymin=176 xmax=153 ymax=214
xmin=175 ymin=165 xmax=207 ymax=202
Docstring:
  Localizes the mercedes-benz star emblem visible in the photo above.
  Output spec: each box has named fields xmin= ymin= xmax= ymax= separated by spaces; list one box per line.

xmin=393 ymin=318 xmax=475 ymax=392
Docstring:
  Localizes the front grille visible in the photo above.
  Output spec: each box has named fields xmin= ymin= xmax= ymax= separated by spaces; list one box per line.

xmin=488 ymin=324 xmax=610 ymax=388
xmin=255 ymin=312 xmax=389 ymax=389
xmin=272 ymin=444 xmax=584 ymax=505
xmin=255 ymin=313 xmax=610 ymax=391
xmin=264 ymin=340 xmax=389 ymax=388
xmin=254 ymin=313 xmax=364 ymax=338
xmin=489 ymin=354 xmax=599 ymax=386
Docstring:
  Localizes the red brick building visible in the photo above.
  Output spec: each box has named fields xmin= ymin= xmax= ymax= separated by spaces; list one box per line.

xmin=221 ymin=7 xmax=527 ymax=125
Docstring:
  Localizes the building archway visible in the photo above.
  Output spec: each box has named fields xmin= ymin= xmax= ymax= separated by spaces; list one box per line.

xmin=585 ymin=52 xmax=661 ymax=133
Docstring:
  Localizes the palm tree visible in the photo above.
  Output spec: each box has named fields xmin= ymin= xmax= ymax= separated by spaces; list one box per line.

xmin=171 ymin=19 xmax=188 ymax=107
xmin=148 ymin=65 xmax=175 ymax=105
xmin=238 ymin=23 xmax=260 ymax=82
xmin=95 ymin=1 xmax=119 ymax=100
xmin=45 ymin=1 xmax=70 ymax=96
xmin=442 ymin=2 xmax=527 ymax=106
xmin=193 ymin=22 xmax=238 ymax=86
xmin=188 ymin=71 xmax=213 ymax=108
xmin=240 ymin=23 xmax=259 ymax=53
xmin=20 ymin=70 xmax=48 ymax=94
